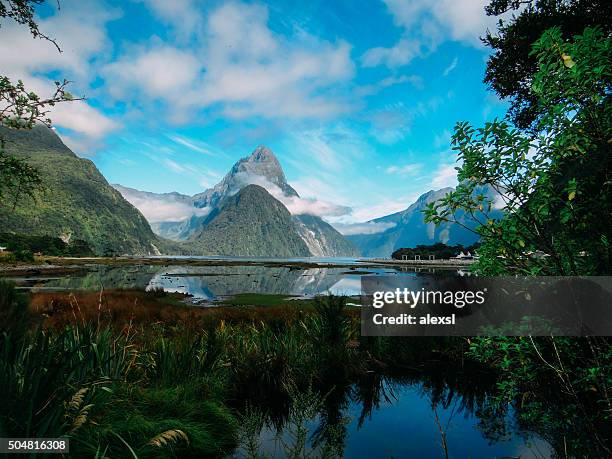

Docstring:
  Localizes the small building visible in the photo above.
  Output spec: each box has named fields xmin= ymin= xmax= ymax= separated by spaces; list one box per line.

xmin=0 ymin=246 xmax=6 ymax=252
xmin=453 ymin=251 xmax=475 ymax=260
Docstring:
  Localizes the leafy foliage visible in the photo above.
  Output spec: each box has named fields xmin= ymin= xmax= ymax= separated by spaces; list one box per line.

xmin=0 ymin=1 xmax=80 ymax=209
xmin=189 ymin=184 xmax=312 ymax=257
xmin=0 ymin=77 xmax=77 ymax=130
xmin=0 ymin=232 xmax=94 ymax=257
xmin=425 ymin=27 xmax=611 ymax=275
xmin=0 ymin=0 xmax=60 ymax=50
xmin=0 ymin=126 xmax=164 ymax=255
xmin=0 ymin=139 xmax=42 ymax=209
xmin=423 ymin=23 xmax=612 ymax=457
xmin=484 ymin=0 xmax=612 ymax=129
xmin=468 ymin=335 xmax=612 ymax=456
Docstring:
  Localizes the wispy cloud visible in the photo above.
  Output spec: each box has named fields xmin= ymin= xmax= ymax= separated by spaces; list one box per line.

xmin=167 ymin=135 xmax=219 ymax=156
xmin=361 ymin=0 xmax=500 ymax=70
xmin=443 ymin=57 xmax=458 ymax=76
xmin=104 ymin=2 xmax=356 ymax=123
xmin=229 ymin=172 xmax=352 ymax=218
xmin=333 ymin=221 xmax=397 ymax=235
xmin=114 ymin=184 xmax=210 ymax=222
xmin=386 ymin=163 xmax=423 ymax=176
xmin=433 ymin=129 xmax=452 ymax=149
xmin=431 ymin=163 xmax=458 ymax=188
xmin=0 ymin=0 xmax=121 ymax=150
xmin=163 ymin=158 xmax=188 ymax=174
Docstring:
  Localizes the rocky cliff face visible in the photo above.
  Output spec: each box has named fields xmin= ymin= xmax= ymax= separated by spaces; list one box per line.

xmin=192 ymin=146 xmax=299 ymax=209
xmin=293 ymin=214 xmax=360 ymax=257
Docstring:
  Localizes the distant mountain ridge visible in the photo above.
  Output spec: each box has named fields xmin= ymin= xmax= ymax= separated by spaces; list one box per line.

xmin=348 ymin=186 xmax=500 ymax=257
xmin=0 ymin=125 xmax=167 ymax=255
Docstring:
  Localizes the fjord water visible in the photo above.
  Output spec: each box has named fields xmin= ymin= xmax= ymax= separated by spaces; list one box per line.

xmin=11 ymin=258 xmax=406 ymax=299
xmin=9 ymin=258 xmax=552 ymax=457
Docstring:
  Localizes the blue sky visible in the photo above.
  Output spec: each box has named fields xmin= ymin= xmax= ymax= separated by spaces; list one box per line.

xmin=1 ymin=0 xmax=509 ymax=226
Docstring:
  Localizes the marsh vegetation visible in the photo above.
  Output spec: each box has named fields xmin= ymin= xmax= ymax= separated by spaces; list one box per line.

xmin=1 ymin=281 xmax=610 ymax=457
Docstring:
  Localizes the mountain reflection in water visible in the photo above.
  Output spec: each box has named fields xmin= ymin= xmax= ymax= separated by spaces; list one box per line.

xmin=12 ymin=262 xmax=439 ymax=300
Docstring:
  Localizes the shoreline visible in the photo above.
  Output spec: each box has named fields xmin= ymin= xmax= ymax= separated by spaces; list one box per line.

xmin=0 ymin=255 xmax=474 ymax=276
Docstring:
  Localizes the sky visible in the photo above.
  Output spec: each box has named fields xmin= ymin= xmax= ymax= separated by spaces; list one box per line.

xmin=0 ymin=0 xmax=510 ymax=228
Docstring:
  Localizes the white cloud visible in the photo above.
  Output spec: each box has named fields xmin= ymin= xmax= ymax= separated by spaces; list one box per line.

xmin=229 ymin=172 xmax=352 ymax=218
xmin=358 ymin=74 xmax=423 ymax=96
xmin=368 ymin=103 xmax=413 ymax=145
xmin=361 ymin=0 xmax=499 ymax=69
xmin=115 ymin=185 xmax=210 ymax=222
xmin=105 ymin=2 xmax=355 ymax=122
xmin=0 ymin=0 xmax=120 ymax=146
xmin=342 ymin=196 xmax=416 ymax=223
xmin=138 ymin=0 xmax=202 ymax=40
xmin=282 ymin=194 xmax=351 ymax=217
xmin=104 ymin=45 xmax=201 ymax=112
xmin=361 ymin=37 xmax=422 ymax=68
xmin=333 ymin=221 xmax=397 ymax=235
xmin=51 ymin=99 xmax=120 ymax=139
xmin=164 ymin=158 xmax=188 ymax=174
xmin=167 ymin=135 xmax=218 ymax=156
xmin=433 ymin=129 xmax=452 ymax=149
xmin=384 ymin=0 xmax=496 ymax=47
xmin=198 ymin=2 xmax=355 ymax=119
xmin=289 ymin=130 xmax=342 ymax=170
xmin=136 ymin=198 xmax=209 ymax=223
xmin=0 ymin=0 xmax=118 ymax=78
xmin=432 ymin=163 xmax=458 ymax=188
xmin=290 ymin=175 xmax=351 ymax=206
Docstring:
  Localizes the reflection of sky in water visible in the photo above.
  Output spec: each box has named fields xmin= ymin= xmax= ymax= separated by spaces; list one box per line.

xmin=326 ymin=277 xmax=363 ymax=296
xmin=248 ymin=383 xmax=551 ymax=459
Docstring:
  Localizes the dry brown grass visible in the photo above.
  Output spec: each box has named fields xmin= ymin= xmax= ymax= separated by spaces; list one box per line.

xmin=27 ymin=289 xmax=327 ymax=332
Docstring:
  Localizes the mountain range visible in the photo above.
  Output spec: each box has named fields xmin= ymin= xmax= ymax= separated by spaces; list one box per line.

xmin=2 ymin=125 xmax=491 ymax=258
xmin=346 ymin=187 xmax=495 ymax=257
xmin=115 ymin=145 xmax=359 ymax=257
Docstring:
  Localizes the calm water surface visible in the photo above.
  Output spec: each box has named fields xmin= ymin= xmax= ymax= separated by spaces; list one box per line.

xmin=10 ymin=257 xmax=446 ymax=300
xmin=249 ymin=381 xmax=551 ymax=459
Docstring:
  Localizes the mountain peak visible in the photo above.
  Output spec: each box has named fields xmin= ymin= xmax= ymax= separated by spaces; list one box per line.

xmin=193 ymin=144 xmax=299 ymax=208
xmin=249 ymin=145 xmax=276 ymax=162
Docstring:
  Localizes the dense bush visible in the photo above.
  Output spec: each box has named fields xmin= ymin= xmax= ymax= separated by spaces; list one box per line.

xmin=0 ymin=232 xmax=94 ymax=257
